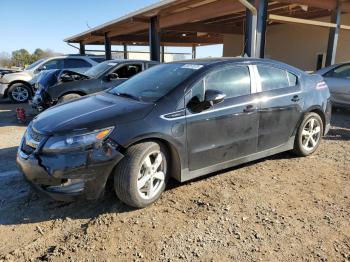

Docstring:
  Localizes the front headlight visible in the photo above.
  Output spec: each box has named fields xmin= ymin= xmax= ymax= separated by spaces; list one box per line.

xmin=43 ymin=127 xmax=114 ymax=153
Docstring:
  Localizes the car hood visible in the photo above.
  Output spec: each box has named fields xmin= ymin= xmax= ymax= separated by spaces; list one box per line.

xmin=32 ymin=92 xmax=155 ymax=134
xmin=1 ymin=70 xmax=33 ymax=83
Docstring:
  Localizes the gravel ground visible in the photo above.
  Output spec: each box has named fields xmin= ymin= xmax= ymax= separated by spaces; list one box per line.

xmin=0 ymin=100 xmax=349 ymax=262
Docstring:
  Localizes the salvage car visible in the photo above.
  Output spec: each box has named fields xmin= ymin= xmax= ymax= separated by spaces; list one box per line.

xmin=32 ymin=60 xmax=159 ymax=111
xmin=316 ymin=62 xmax=350 ymax=108
xmin=17 ymin=58 xmax=331 ymax=208
xmin=0 ymin=55 xmax=103 ymax=103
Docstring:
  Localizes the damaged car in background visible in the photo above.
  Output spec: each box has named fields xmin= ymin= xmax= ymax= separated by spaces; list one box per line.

xmin=17 ymin=58 xmax=331 ymax=208
xmin=32 ymin=59 xmax=158 ymax=111
xmin=0 ymin=55 xmax=103 ymax=103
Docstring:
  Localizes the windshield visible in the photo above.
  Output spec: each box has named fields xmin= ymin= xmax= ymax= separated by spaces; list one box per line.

xmin=85 ymin=61 xmax=119 ymax=78
xmin=109 ymin=63 xmax=201 ymax=102
xmin=25 ymin=59 xmax=45 ymax=70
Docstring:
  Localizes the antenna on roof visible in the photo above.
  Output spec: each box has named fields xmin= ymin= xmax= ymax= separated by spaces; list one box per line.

xmin=86 ymin=22 xmax=91 ymax=29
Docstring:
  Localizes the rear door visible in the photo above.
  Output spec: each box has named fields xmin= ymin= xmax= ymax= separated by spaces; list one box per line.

xmin=255 ymin=64 xmax=303 ymax=151
xmin=323 ymin=64 xmax=350 ymax=106
xmin=185 ymin=65 xmax=259 ymax=171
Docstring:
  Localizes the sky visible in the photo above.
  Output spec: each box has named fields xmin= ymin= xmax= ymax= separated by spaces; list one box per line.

xmin=0 ymin=0 xmax=223 ymax=58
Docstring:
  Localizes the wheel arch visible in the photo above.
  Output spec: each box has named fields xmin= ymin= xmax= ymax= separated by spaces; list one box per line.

xmin=58 ymin=90 xmax=87 ymax=99
xmin=294 ymin=105 xmax=327 ymax=136
xmin=6 ymin=80 xmax=33 ymax=97
xmin=124 ymin=136 xmax=182 ymax=181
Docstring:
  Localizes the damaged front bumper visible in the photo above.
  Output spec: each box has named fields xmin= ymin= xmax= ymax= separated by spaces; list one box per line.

xmin=16 ymin=138 xmax=124 ymax=201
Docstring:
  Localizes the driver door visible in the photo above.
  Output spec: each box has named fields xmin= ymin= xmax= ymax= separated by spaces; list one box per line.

xmin=185 ymin=65 xmax=259 ymax=171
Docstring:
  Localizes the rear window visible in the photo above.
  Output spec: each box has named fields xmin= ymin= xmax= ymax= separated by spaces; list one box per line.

xmin=64 ymin=59 xmax=92 ymax=69
xmin=257 ymin=65 xmax=297 ymax=92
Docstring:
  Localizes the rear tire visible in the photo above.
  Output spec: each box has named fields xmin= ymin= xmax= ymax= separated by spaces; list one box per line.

xmin=114 ymin=142 xmax=169 ymax=208
xmin=293 ymin=112 xmax=323 ymax=157
xmin=58 ymin=93 xmax=82 ymax=104
xmin=8 ymin=83 xmax=31 ymax=103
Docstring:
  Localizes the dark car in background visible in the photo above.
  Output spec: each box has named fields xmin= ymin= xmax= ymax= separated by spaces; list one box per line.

xmin=316 ymin=62 xmax=350 ymax=108
xmin=32 ymin=59 xmax=159 ymax=110
xmin=17 ymin=58 xmax=331 ymax=208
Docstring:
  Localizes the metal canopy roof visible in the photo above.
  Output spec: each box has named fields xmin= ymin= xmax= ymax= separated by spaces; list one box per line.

xmin=64 ymin=0 xmax=350 ymax=47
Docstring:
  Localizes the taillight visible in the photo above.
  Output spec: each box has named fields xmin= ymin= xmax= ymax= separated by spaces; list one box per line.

xmin=316 ymin=81 xmax=328 ymax=90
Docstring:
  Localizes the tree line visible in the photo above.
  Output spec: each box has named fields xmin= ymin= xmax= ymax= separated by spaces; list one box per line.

xmin=0 ymin=49 xmax=62 ymax=68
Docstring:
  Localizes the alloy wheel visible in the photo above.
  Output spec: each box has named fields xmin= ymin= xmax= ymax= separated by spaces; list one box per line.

xmin=137 ymin=151 xmax=167 ymax=200
xmin=301 ymin=117 xmax=321 ymax=151
xmin=12 ymin=85 xmax=29 ymax=102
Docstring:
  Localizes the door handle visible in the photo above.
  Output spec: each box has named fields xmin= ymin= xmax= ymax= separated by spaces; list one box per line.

xmin=243 ymin=104 xmax=255 ymax=113
xmin=291 ymin=95 xmax=300 ymax=102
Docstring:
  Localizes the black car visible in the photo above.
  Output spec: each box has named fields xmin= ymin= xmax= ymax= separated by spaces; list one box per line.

xmin=32 ymin=59 xmax=158 ymax=110
xmin=17 ymin=58 xmax=331 ymax=208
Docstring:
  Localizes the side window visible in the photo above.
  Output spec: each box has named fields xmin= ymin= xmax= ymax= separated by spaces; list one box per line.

xmin=257 ymin=65 xmax=297 ymax=91
xmin=325 ymin=64 xmax=350 ymax=79
xmin=64 ymin=59 xmax=92 ymax=69
xmin=42 ymin=59 xmax=63 ymax=70
xmin=205 ymin=66 xmax=251 ymax=99
xmin=114 ymin=64 xmax=142 ymax=78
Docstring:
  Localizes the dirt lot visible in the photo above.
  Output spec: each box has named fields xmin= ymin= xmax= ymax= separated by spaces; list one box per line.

xmin=0 ymin=99 xmax=349 ymax=262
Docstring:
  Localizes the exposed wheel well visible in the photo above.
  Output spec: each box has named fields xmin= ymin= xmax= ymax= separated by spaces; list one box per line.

xmin=60 ymin=91 xmax=86 ymax=98
xmin=126 ymin=138 xmax=182 ymax=181
xmin=6 ymin=81 xmax=32 ymax=97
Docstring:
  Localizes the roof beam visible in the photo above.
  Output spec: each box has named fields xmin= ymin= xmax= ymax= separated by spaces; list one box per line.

xmin=269 ymin=14 xmax=350 ymax=30
xmin=160 ymin=0 xmax=245 ymax=28
xmin=168 ymin=22 xmax=243 ymax=34
xmin=276 ymin=0 xmax=350 ymax=12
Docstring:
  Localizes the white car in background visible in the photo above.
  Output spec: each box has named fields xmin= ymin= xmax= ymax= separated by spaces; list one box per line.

xmin=0 ymin=55 xmax=104 ymax=103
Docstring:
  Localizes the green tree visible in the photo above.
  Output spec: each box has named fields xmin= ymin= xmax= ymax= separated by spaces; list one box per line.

xmin=11 ymin=49 xmax=31 ymax=67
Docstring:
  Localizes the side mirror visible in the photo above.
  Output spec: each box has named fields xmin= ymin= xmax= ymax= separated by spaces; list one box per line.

xmin=106 ymin=73 xmax=119 ymax=81
xmin=204 ymin=89 xmax=226 ymax=106
xmin=187 ymin=89 xmax=226 ymax=113
xmin=38 ymin=65 xmax=47 ymax=72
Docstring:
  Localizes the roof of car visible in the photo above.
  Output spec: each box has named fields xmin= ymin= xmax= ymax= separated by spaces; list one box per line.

xmin=169 ymin=57 xmax=306 ymax=75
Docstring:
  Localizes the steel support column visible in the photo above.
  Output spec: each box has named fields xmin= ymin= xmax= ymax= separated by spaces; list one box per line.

xmin=149 ymin=16 xmax=161 ymax=62
xmin=242 ymin=0 xmax=257 ymax=57
xmin=161 ymin=46 xmax=165 ymax=62
xmin=104 ymin=33 xmax=112 ymax=60
xmin=192 ymin=45 xmax=196 ymax=59
xmin=256 ymin=0 xmax=268 ymax=58
xmin=123 ymin=44 xmax=128 ymax=59
xmin=79 ymin=43 xmax=85 ymax=55
xmin=326 ymin=0 xmax=341 ymax=66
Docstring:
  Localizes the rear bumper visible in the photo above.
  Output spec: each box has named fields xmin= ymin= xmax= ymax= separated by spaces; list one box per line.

xmin=17 ymin=141 xmax=124 ymax=201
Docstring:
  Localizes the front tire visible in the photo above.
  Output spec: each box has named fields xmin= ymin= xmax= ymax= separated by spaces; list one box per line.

xmin=114 ymin=142 xmax=169 ymax=208
xmin=293 ymin=112 xmax=324 ymax=156
xmin=57 ymin=93 xmax=82 ymax=104
xmin=8 ymin=83 xmax=31 ymax=103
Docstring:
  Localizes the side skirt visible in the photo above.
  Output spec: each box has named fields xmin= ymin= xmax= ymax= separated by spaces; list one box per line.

xmin=180 ymin=136 xmax=295 ymax=182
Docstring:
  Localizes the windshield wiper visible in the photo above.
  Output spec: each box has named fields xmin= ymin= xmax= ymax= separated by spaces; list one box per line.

xmin=113 ymin=92 xmax=141 ymax=101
